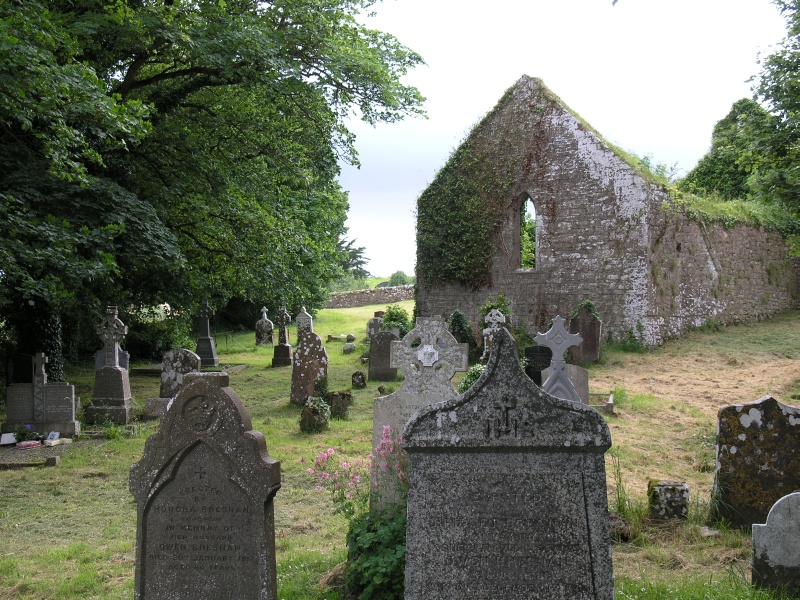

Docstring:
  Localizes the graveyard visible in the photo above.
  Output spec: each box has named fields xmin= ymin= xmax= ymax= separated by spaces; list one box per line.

xmin=0 ymin=301 xmax=799 ymax=599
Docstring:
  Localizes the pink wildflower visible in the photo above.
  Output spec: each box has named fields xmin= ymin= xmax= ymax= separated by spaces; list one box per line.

xmin=326 ymin=447 xmax=335 ymax=457
xmin=314 ymin=485 xmax=323 ymax=491
xmin=346 ymin=492 xmax=353 ymax=499
xmin=341 ymin=461 xmax=350 ymax=470
xmin=306 ymin=467 xmax=315 ymax=475
xmin=320 ymin=472 xmax=330 ymax=479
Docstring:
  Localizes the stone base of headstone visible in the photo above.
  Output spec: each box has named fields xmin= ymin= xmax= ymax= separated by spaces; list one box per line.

xmin=142 ymin=397 xmax=170 ymax=420
xmin=648 ymin=480 xmax=689 ymax=520
xmin=196 ymin=336 xmax=219 ymax=367
xmin=753 ymin=492 xmax=800 ymax=595
xmin=272 ymin=344 xmax=292 ymax=367
xmin=84 ymin=403 xmax=132 ymax=425
xmin=1 ymin=419 xmax=81 ymax=437
xmin=87 ymin=366 xmax=132 ymax=424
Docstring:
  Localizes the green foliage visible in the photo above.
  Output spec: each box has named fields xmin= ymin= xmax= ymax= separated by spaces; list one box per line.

xmin=457 ymin=363 xmax=486 ymax=393
xmin=570 ymin=299 xmax=602 ymax=323
xmin=478 ymin=294 xmax=513 ymax=325
xmin=520 ymin=200 xmax=536 ymax=269
xmin=665 ymin=193 xmax=799 ymax=237
xmin=388 ymin=271 xmax=411 ymax=286
xmin=337 ymin=237 xmax=371 ymax=280
xmin=299 ymin=397 xmax=331 ymax=434
xmin=329 ymin=274 xmax=373 ymax=293
xmin=447 ymin=310 xmax=480 ymax=362
xmin=345 ymin=509 xmax=407 ymax=600
xmin=14 ymin=424 xmax=40 ymax=443
xmin=381 ymin=304 xmax=411 ymax=337
xmin=123 ymin=306 xmax=192 ymax=362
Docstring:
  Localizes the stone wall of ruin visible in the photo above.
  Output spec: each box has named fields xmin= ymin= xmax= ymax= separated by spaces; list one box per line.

xmin=325 ymin=285 xmax=414 ymax=309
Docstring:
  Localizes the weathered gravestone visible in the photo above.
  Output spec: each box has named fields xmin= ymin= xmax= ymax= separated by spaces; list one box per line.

xmin=536 ymin=315 xmax=583 ymax=404
xmin=143 ymin=349 xmax=202 ymax=420
xmin=295 ymin=306 xmax=313 ymax=336
xmin=480 ymin=308 xmax=506 ymax=363
xmin=542 ymin=363 xmax=590 ymax=404
xmin=371 ymin=316 xmax=468 ymax=509
xmin=94 ymin=344 xmax=130 ymax=371
xmin=1 ymin=352 xmax=81 ymax=436
xmin=647 ymin=480 xmax=690 ymax=521
xmin=86 ymin=306 xmax=132 ymax=425
xmin=342 ymin=342 xmax=356 ymax=355
xmin=290 ymin=331 xmax=329 ymax=406
xmin=351 ymin=371 xmax=366 ymax=389
xmin=368 ymin=331 xmax=398 ymax=382
xmin=569 ymin=304 xmax=602 ymax=363
xmin=752 ymin=492 xmax=800 ymax=595
xmin=714 ymin=396 xmax=800 ymax=527
xmin=130 ymin=372 xmax=281 ymax=599
xmin=272 ymin=306 xmax=292 ymax=368
xmin=255 ymin=307 xmax=274 ymax=346
xmin=195 ymin=300 xmax=219 ymax=367
xmin=524 ymin=345 xmax=552 ymax=386
xmin=366 ymin=311 xmax=384 ymax=340
xmin=403 ymin=327 xmax=614 ymax=600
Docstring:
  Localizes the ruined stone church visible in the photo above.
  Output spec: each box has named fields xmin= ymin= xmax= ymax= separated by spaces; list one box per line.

xmin=415 ymin=76 xmax=799 ymax=345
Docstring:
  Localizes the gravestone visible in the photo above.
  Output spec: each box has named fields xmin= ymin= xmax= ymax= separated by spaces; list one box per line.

xmin=647 ymin=480 xmax=690 ymax=520
xmin=1 ymin=352 xmax=81 ymax=436
xmin=94 ymin=344 xmax=130 ymax=371
xmin=366 ymin=311 xmax=384 ymax=340
xmin=295 ymin=306 xmax=313 ymax=336
xmin=372 ymin=316 xmax=468 ymax=509
xmin=542 ymin=363 xmax=589 ymax=404
xmin=368 ymin=331 xmax=398 ymax=382
xmin=714 ymin=396 xmax=800 ymax=527
xmin=403 ymin=327 xmax=614 ymax=599
xmin=143 ymin=349 xmax=202 ymax=420
xmin=524 ymin=345 xmax=552 ymax=386
xmin=290 ymin=331 xmax=329 ymax=406
xmin=351 ymin=371 xmax=366 ymax=389
xmin=271 ymin=306 xmax=292 ymax=367
xmin=86 ymin=306 xmax=133 ymax=425
xmin=342 ymin=342 xmax=356 ymax=354
xmin=130 ymin=372 xmax=281 ymax=600
xmin=752 ymin=492 xmax=800 ymax=594
xmin=569 ymin=305 xmax=602 ymax=363
xmin=196 ymin=300 xmax=219 ymax=367
xmin=480 ymin=308 xmax=506 ymax=363
xmin=255 ymin=307 xmax=274 ymax=346
xmin=536 ymin=315 xmax=583 ymax=403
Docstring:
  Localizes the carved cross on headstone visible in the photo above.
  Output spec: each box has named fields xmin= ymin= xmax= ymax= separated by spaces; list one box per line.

xmin=481 ymin=308 xmax=507 ymax=362
xmin=390 ymin=316 xmax=468 ymax=387
xmin=535 ymin=315 xmax=583 ymax=402
xmin=275 ymin=306 xmax=291 ymax=346
xmin=487 ymin=396 xmax=517 ymax=438
xmin=198 ymin=300 xmax=214 ymax=338
xmin=97 ymin=306 xmax=128 ymax=368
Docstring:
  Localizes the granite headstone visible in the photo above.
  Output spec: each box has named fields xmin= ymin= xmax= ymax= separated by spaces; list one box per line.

xmin=569 ymin=305 xmax=602 ymax=363
xmin=752 ymin=492 xmax=800 ymax=594
xmin=295 ymin=306 xmax=313 ymax=336
xmin=94 ymin=344 xmax=130 ymax=371
xmin=536 ymin=315 xmax=583 ymax=403
xmin=403 ymin=327 xmax=614 ymax=599
xmin=366 ymin=312 xmax=384 ymax=340
xmin=86 ymin=306 xmax=132 ymax=425
xmin=714 ymin=396 xmax=800 ymax=527
xmin=542 ymin=363 xmax=590 ymax=404
xmin=290 ymin=331 xmax=329 ymax=406
xmin=144 ymin=348 xmax=202 ymax=419
xmin=255 ymin=307 xmax=274 ymax=346
xmin=524 ymin=345 xmax=552 ymax=386
xmin=130 ymin=372 xmax=281 ymax=599
xmin=368 ymin=331 xmax=398 ymax=382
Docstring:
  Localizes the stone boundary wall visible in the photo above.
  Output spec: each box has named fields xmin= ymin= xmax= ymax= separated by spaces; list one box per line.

xmin=325 ymin=285 xmax=414 ymax=309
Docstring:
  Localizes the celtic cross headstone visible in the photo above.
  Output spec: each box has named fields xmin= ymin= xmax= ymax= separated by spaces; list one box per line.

xmin=480 ymin=308 xmax=506 ymax=362
xmin=196 ymin=300 xmax=219 ymax=367
xmin=86 ymin=306 xmax=132 ymax=424
xmin=256 ymin=307 xmax=274 ymax=346
xmin=272 ymin=306 xmax=292 ymax=367
xmin=535 ymin=315 xmax=583 ymax=403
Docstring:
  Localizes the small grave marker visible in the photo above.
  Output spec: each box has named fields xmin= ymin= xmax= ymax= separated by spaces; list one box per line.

xmin=272 ymin=306 xmax=292 ymax=367
xmin=196 ymin=300 xmax=219 ymax=367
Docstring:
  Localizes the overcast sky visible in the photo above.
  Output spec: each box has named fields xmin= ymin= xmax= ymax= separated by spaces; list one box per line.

xmin=337 ymin=0 xmax=788 ymax=277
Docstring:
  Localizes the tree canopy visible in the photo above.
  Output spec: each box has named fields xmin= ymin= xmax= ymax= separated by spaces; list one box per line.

xmin=0 ymin=0 xmax=424 ymax=360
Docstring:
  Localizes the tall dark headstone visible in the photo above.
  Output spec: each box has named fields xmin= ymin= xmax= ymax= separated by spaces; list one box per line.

xmin=569 ymin=305 xmax=602 ymax=363
xmin=403 ymin=327 xmax=614 ymax=599
xmin=368 ymin=331 xmax=399 ymax=382
xmin=290 ymin=331 xmax=329 ymax=406
xmin=196 ymin=300 xmax=219 ymax=367
xmin=271 ymin=306 xmax=292 ymax=367
xmin=130 ymin=372 xmax=281 ymax=599
xmin=86 ymin=306 xmax=132 ymax=425
xmin=714 ymin=396 xmax=800 ymax=527
xmin=524 ymin=345 xmax=552 ymax=386
xmin=366 ymin=311 xmax=384 ymax=340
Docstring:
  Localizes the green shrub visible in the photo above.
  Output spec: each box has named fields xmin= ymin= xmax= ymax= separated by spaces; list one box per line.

xmin=447 ymin=309 xmax=479 ymax=362
xmin=345 ymin=508 xmax=407 ymax=600
xmin=382 ymin=304 xmax=411 ymax=337
xmin=457 ymin=364 xmax=486 ymax=394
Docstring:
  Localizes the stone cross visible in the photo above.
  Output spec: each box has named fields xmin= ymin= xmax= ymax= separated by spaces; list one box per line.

xmin=198 ymin=300 xmax=214 ymax=338
xmin=389 ymin=317 xmax=468 ymax=387
xmin=97 ymin=306 xmax=128 ymax=368
xmin=480 ymin=308 xmax=507 ymax=362
xmin=535 ymin=315 xmax=583 ymax=403
xmin=261 ymin=306 xmax=268 ymax=320
xmin=275 ymin=306 xmax=291 ymax=345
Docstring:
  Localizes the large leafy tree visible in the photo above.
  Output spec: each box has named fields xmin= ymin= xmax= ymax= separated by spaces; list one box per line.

xmin=0 ymin=0 xmax=424 ymax=361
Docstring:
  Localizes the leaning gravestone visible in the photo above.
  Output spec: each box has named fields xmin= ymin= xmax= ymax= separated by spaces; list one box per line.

xmin=368 ymin=331 xmax=398 ymax=382
xmin=403 ymin=327 xmax=614 ymax=600
xmin=569 ymin=304 xmax=602 ymax=363
xmin=371 ymin=316 xmax=468 ymax=509
xmin=255 ymin=307 xmax=274 ymax=346
xmin=196 ymin=300 xmax=219 ymax=367
xmin=272 ymin=306 xmax=292 ymax=368
xmin=714 ymin=396 xmax=800 ymax=527
xmin=86 ymin=306 xmax=132 ymax=425
xmin=143 ymin=349 xmax=202 ymax=419
xmin=1 ymin=352 xmax=81 ymax=436
xmin=290 ymin=330 xmax=329 ymax=406
xmin=536 ymin=315 xmax=583 ymax=403
xmin=752 ymin=492 xmax=800 ymax=594
xmin=130 ymin=372 xmax=281 ymax=599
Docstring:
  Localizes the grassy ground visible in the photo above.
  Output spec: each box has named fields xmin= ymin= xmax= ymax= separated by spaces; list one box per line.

xmin=0 ymin=303 xmax=798 ymax=599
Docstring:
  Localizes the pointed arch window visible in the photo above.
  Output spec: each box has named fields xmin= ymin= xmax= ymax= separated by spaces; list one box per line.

xmin=520 ymin=196 xmax=537 ymax=269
